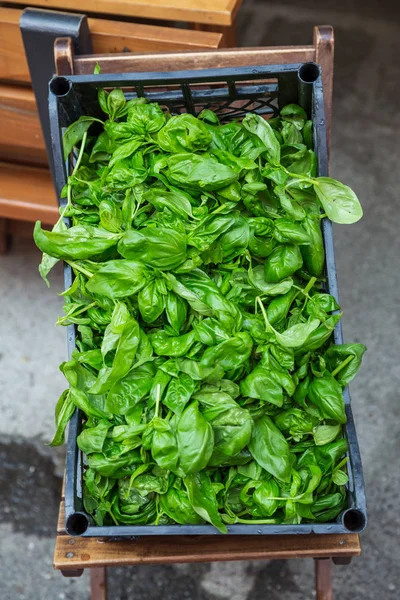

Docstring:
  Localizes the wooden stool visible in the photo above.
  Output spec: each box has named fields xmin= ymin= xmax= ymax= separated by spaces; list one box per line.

xmin=50 ymin=26 xmax=355 ymax=599
xmin=54 ymin=495 xmax=361 ymax=600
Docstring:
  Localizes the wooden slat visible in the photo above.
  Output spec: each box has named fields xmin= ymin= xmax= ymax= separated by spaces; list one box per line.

xmin=54 ymin=529 xmax=361 ymax=570
xmin=90 ymin=18 xmax=223 ymax=53
xmin=73 ymin=45 xmax=315 ymax=74
xmin=0 ymin=217 xmax=8 ymax=254
xmin=58 ymin=501 xmax=66 ymax=534
xmin=5 ymin=0 xmax=241 ymax=26
xmin=8 ymin=218 xmax=40 ymax=238
xmin=0 ymin=7 xmax=223 ymax=83
xmin=0 ymin=84 xmax=47 ymax=165
xmin=0 ymin=8 xmax=29 ymax=82
xmin=314 ymin=25 xmax=334 ymax=154
xmin=90 ymin=568 xmax=107 ymax=600
xmin=315 ymin=559 xmax=333 ymax=600
xmin=0 ymin=163 xmax=58 ymax=223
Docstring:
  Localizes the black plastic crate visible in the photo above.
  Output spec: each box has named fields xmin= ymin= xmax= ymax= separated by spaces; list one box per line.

xmin=48 ymin=62 xmax=367 ymax=537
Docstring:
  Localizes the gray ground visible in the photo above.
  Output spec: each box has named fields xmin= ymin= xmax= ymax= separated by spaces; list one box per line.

xmin=1 ymin=0 xmax=399 ymax=598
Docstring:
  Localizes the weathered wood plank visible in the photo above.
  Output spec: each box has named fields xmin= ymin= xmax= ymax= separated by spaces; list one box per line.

xmin=73 ymin=45 xmax=315 ymax=75
xmin=4 ymin=0 xmax=241 ymax=28
xmin=0 ymin=163 xmax=58 ymax=223
xmin=54 ymin=530 xmax=361 ymax=570
xmin=0 ymin=7 xmax=223 ymax=83
xmin=0 ymin=84 xmax=46 ymax=165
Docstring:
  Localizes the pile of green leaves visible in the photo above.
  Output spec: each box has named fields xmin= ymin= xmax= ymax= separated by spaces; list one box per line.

xmin=35 ymin=92 xmax=366 ymax=531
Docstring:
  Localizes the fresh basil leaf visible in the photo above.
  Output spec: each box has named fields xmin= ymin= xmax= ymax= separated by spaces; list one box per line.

xmin=314 ymin=177 xmax=363 ymax=224
xmin=242 ymin=113 xmax=280 ymax=164
xmin=184 ymin=471 xmax=227 ymax=533
xmin=63 ymin=116 xmax=102 ymax=158
xmin=248 ymin=415 xmax=291 ymax=482
xmin=86 ymin=260 xmax=150 ymax=298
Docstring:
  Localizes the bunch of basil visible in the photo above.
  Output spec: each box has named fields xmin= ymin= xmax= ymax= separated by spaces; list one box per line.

xmin=35 ymin=93 xmax=366 ymax=532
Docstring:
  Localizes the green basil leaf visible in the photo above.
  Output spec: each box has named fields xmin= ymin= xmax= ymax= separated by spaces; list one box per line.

xmin=280 ymin=104 xmax=307 ymax=130
xmin=77 ymin=419 xmax=111 ymax=454
xmin=248 ymin=415 xmax=291 ymax=482
xmin=332 ymin=470 xmax=349 ymax=486
xmin=240 ymin=365 xmax=283 ymax=407
xmin=34 ymin=221 xmax=121 ymax=260
xmin=86 ymin=260 xmax=150 ymax=298
xmin=165 ymin=291 xmax=187 ymax=334
xmin=264 ymin=244 xmax=303 ymax=283
xmin=177 ymin=402 xmax=214 ymax=475
xmin=105 ymin=362 xmax=155 ymax=415
xmin=313 ymin=424 xmax=341 ymax=446
xmin=63 ymin=116 xmax=102 ymax=158
xmin=200 ymin=332 xmax=253 ymax=370
xmin=314 ymin=177 xmax=363 ymax=224
xmin=138 ymin=280 xmax=166 ymax=323
xmin=160 ymin=487 xmax=204 ymax=525
xmin=273 ymin=318 xmax=320 ymax=349
xmin=107 ymin=89 xmax=126 ymax=121
xmin=47 ymin=389 xmax=75 ymax=446
xmin=242 ymin=113 xmax=280 ymax=164
xmin=184 ymin=471 xmax=227 ymax=533
xmin=158 ymin=114 xmax=212 ymax=153
xmin=308 ymin=373 xmax=347 ymax=424
xmin=118 ymin=227 xmax=187 ymax=270
xmin=324 ymin=343 xmax=367 ymax=387
xmin=144 ymin=187 xmax=194 ymax=221
xmin=163 ymin=373 xmax=196 ymax=415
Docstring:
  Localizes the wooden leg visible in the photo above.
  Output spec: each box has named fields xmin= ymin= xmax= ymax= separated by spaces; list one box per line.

xmin=314 ymin=25 xmax=335 ymax=159
xmin=223 ymin=19 xmax=237 ymax=48
xmin=315 ymin=558 xmax=333 ymax=600
xmin=60 ymin=569 xmax=84 ymax=577
xmin=332 ymin=557 xmax=352 ymax=565
xmin=191 ymin=20 xmax=237 ymax=48
xmin=91 ymin=567 xmax=107 ymax=600
xmin=0 ymin=218 xmax=9 ymax=254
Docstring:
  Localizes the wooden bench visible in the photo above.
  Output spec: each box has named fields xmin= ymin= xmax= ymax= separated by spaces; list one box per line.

xmin=0 ymin=6 xmax=225 ymax=85
xmin=5 ymin=0 xmax=242 ymax=28
xmin=0 ymin=6 xmax=224 ymax=240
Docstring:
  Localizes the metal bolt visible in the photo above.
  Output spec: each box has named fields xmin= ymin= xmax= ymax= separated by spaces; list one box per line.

xmin=66 ymin=552 xmax=74 ymax=558
xmin=68 ymin=539 xmax=76 ymax=545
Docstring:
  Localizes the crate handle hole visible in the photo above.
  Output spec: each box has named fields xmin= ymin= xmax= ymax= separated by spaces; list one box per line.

xmin=298 ymin=62 xmax=320 ymax=84
xmin=342 ymin=509 xmax=366 ymax=532
xmin=66 ymin=512 xmax=90 ymax=536
xmin=50 ymin=76 xmax=72 ymax=97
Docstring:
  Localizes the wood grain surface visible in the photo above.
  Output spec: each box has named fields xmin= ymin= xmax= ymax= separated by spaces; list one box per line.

xmin=72 ymin=45 xmax=315 ymax=74
xmin=54 ymin=523 xmax=361 ymax=570
xmin=0 ymin=84 xmax=46 ymax=165
xmin=0 ymin=7 xmax=223 ymax=83
xmin=0 ymin=163 xmax=58 ymax=223
xmin=4 ymin=0 xmax=242 ymax=26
